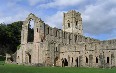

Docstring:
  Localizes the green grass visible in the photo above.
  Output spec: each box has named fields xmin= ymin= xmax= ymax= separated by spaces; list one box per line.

xmin=0 ymin=64 xmax=116 ymax=73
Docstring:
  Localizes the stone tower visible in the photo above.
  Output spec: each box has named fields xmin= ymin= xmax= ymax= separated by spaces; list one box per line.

xmin=63 ymin=10 xmax=83 ymax=35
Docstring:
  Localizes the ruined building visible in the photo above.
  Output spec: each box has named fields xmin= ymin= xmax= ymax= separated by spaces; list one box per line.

xmin=16 ymin=10 xmax=116 ymax=68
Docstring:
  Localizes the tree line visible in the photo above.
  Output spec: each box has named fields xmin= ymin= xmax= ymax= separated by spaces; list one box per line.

xmin=0 ymin=21 xmax=23 ymax=56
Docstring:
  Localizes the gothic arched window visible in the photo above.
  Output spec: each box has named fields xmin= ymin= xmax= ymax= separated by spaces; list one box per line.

xmin=47 ymin=27 xmax=49 ymax=34
xmin=75 ymin=21 xmax=78 ymax=29
xmin=67 ymin=20 xmax=70 ymax=28
xmin=28 ymin=19 xmax=34 ymax=42
xmin=86 ymin=57 xmax=88 ymax=63
xmin=96 ymin=57 xmax=98 ymax=63
xmin=76 ymin=21 xmax=78 ymax=26
xmin=68 ymin=23 xmax=70 ymax=27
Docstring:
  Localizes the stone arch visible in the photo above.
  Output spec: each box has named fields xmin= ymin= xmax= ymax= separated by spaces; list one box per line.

xmin=24 ymin=13 xmax=39 ymax=27
xmin=25 ymin=52 xmax=31 ymax=64
xmin=22 ymin=13 xmax=41 ymax=43
xmin=27 ymin=19 xmax=34 ymax=42
xmin=64 ymin=58 xmax=68 ymax=66
xmin=107 ymin=57 xmax=109 ymax=63
xmin=86 ymin=57 xmax=88 ymax=63
xmin=96 ymin=57 xmax=98 ymax=63
xmin=61 ymin=58 xmax=68 ymax=67
xmin=29 ymin=18 xmax=34 ymax=29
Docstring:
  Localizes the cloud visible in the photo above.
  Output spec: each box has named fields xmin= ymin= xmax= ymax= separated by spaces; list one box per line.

xmin=44 ymin=11 xmax=65 ymax=29
xmin=38 ymin=0 xmax=85 ymax=9
xmin=81 ymin=0 xmax=116 ymax=36
xmin=0 ymin=10 xmax=29 ymax=24
xmin=38 ymin=0 xmax=116 ymax=40
xmin=28 ymin=0 xmax=46 ymax=6
xmin=108 ymin=30 xmax=116 ymax=40
xmin=77 ymin=0 xmax=116 ymax=40
xmin=0 ymin=0 xmax=116 ymax=40
xmin=0 ymin=0 xmax=30 ymax=24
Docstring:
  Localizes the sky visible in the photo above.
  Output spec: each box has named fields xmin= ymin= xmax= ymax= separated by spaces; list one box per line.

xmin=0 ymin=0 xmax=116 ymax=40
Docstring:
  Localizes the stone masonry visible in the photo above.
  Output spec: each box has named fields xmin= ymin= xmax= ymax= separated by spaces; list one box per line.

xmin=16 ymin=10 xmax=116 ymax=68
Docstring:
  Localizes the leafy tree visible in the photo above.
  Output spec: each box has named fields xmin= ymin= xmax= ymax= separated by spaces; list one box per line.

xmin=0 ymin=21 xmax=23 ymax=55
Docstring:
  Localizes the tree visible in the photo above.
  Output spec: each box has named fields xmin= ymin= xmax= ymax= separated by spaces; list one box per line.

xmin=0 ymin=21 xmax=23 ymax=55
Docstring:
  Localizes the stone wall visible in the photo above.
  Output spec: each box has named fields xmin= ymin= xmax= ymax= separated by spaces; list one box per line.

xmin=16 ymin=10 xmax=116 ymax=68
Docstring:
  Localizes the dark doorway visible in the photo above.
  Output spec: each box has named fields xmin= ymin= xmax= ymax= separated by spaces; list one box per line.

xmin=76 ymin=57 xmax=78 ymax=67
xmin=86 ymin=57 xmax=88 ymax=63
xmin=64 ymin=58 xmax=68 ymax=66
xmin=96 ymin=57 xmax=98 ymax=63
xmin=107 ymin=57 xmax=109 ymax=63
xmin=62 ymin=58 xmax=68 ymax=67
xmin=28 ymin=54 xmax=31 ymax=63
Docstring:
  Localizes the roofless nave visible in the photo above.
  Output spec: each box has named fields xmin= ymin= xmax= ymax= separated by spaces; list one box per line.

xmin=7 ymin=10 xmax=116 ymax=68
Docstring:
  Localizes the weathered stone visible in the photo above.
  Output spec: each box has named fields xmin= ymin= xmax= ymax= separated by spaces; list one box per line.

xmin=15 ymin=10 xmax=116 ymax=68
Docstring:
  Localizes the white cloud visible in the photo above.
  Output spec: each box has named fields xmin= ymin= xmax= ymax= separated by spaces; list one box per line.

xmin=1 ymin=0 xmax=116 ymax=40
xmin=39 ymin=0 xmax=116 ymax=40
xmin=38 ymin=0 xmax=85 ymax=8
xmin=0 ymin=10 xmax=29 ymax=24
xmin=81 ymin=0 xmax=116 ymax=36
xmin=44 ymin=11 xmax=65 ymax=29
xmin=0 ymin=0 xmax=31 ymax=24
xmin=28 ymin=0 xmax=46 ymax=6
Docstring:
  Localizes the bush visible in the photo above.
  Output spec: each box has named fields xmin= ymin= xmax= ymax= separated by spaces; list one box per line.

xmin=0 ymin=56 xmax=5 ymax=61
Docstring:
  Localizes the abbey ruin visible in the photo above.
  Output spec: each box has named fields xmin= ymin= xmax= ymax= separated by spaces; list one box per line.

xmin=16 ymin=10 xmax=116 ymax=68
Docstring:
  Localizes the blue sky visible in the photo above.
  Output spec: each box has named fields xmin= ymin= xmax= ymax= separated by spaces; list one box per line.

xmin=0 ymin=0 xmax=116 ymax=40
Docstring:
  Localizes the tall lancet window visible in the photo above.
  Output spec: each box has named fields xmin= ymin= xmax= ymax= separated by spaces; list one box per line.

xmin=67 ymin=20 xmax=70 ymax=28
xmin=75 ymin=21 xmax=78 ymax=29
xmin=28 ymin=19 xmax=34 ymax=42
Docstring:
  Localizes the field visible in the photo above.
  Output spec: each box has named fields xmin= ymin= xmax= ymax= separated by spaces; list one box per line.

xmin=0 ymin=62 xmax=116 ymax=73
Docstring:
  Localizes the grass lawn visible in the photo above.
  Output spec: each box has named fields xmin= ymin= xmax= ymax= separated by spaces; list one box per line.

xmin=0 ymin=63 xmax=116 ymax=73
